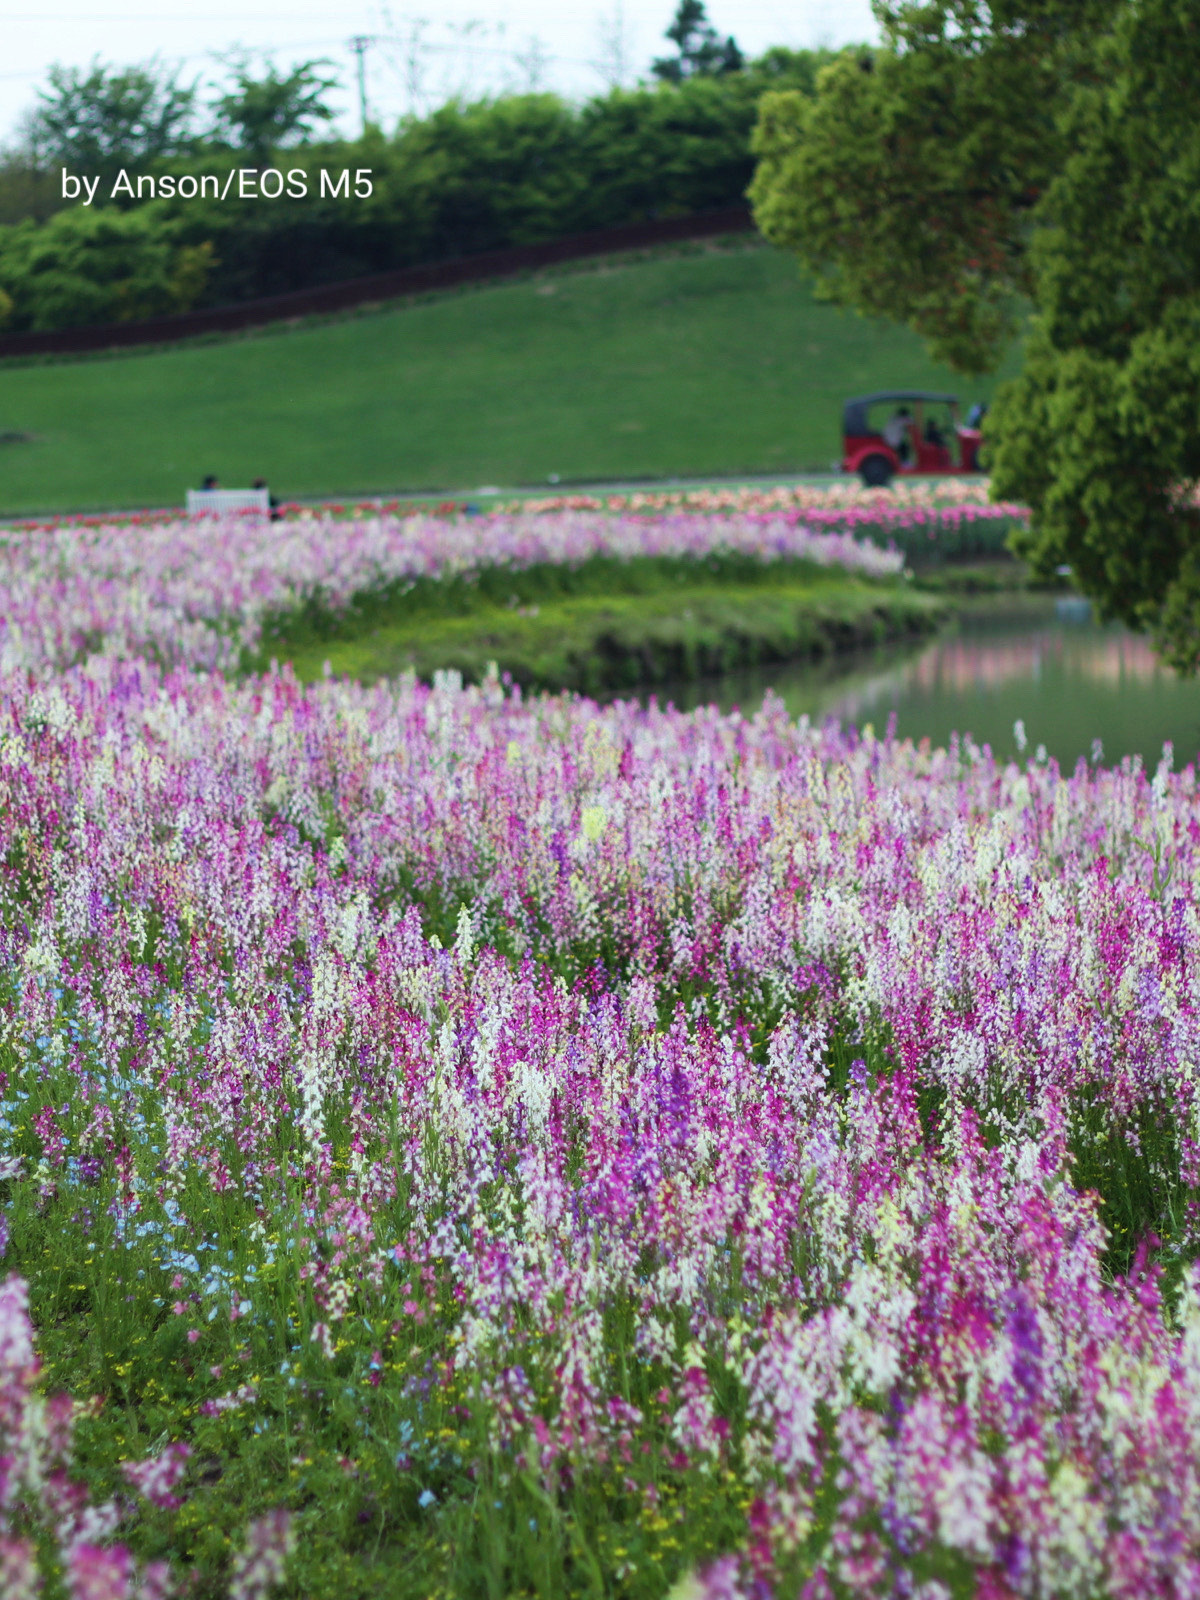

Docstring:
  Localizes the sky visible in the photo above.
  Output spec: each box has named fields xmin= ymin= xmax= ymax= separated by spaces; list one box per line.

xmin=2 ymin=0 xmax=879 ymax=146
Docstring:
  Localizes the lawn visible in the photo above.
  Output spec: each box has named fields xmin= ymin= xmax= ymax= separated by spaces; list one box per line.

xmin=0 ymin=241 xmax=1022 ymax=515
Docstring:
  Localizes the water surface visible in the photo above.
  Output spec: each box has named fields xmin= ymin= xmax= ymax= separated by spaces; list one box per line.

xmin=654 ymin=599 xmax=1200 ymax=771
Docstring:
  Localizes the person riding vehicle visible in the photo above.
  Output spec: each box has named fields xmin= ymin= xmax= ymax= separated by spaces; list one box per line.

xmin=841 ymin=391 xmax=983 ymax=484
xmin=882 ymin=407 xmax=913 ymax=464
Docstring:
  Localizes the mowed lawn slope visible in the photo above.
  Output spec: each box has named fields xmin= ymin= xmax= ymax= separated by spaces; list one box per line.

xmin=0 ymin=242 xmax=1022 ymax=515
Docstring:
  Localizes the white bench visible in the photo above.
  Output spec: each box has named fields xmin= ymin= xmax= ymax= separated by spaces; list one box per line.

xmin=186 ymin=488 xmax=270 ymax=516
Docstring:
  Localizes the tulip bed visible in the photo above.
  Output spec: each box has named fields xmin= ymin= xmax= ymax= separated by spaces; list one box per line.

xmin=496 ymin=481 xmax=1028 ymax=566
xmin=6 ymin=479 xmax=1026 ymax=570
xmin=2 ymin=510 xmax=1198 ymax=1599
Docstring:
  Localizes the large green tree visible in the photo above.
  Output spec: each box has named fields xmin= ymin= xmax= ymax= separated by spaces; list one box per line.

xmin=750 ymin=0 xmax=1200 ymax=666
xmin=209 ymin=57 xmax=339 ymax=166
xmin=652 ymin=1 xmax=744 ymax=84
xmin=30 ymin=58 xmax=198 ymax=184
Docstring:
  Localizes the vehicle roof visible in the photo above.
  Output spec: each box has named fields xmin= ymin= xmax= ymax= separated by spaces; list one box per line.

xmin=847 ymin=391 xmax=959 ymax=406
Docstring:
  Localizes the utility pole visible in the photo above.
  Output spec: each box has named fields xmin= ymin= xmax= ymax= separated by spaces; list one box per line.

xmin=349 ymin=35 xmax=372 ymax=135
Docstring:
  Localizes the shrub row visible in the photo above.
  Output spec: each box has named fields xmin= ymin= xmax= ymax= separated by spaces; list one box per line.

xmin=0 ymin=54 xmax=833 ymax=332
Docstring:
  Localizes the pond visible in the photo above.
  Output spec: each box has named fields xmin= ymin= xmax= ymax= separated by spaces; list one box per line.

xmin=657 ymin=597 xmax=1200 ymax=771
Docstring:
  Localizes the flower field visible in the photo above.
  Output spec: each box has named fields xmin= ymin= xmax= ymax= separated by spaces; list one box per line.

xmin=2 ymin=507 xmax=1197 ymax=1598
xmin=0 ymin=508 xmax=901 ymax=678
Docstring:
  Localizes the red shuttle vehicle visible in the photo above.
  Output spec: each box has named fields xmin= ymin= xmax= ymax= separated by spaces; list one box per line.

xmin=841 ymin=391 xmax=983 ymax=487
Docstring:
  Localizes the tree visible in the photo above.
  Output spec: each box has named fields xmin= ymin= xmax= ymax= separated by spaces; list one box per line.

xmin=0 ymin=205 xmax=212 ymax=331
xmin=747 ymin=3 xmax=1114 ymax=376
xmin=210 ymin=57 xmax=340 ymax=166
xmin=749 ymin=0 xmax=1200 ymax=667
xmin=990 ymin=1 xmax=1200 ymax=667
xmin=0 ymin=114 xmax=66 ymax=226
xmin=652 ymin=1 xmax=743 ymax=84
xmin=29 ymin=58 xmax=197 ymax=184
xmin=592 ymin=3 xmax=634 ymax=92
xmin=745 ymin=47 xmax=837 ymax=98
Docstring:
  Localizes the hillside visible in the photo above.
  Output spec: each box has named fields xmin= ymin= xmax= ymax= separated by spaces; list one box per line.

xmin=0 ymin=241 xmax=1022 ymax=516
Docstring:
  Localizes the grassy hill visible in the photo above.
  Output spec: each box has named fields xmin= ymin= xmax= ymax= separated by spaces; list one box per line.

xmin=0 ymin=240 xmax=1023 ymax=516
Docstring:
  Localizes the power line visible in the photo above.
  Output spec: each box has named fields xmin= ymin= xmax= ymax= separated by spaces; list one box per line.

xmin=373 ymin=32 xmax=596 ymax=69
xmin=4 ymin=11 xmax=376 ymax=17
xmin=2 ymin=28 xmax=601 ymax=74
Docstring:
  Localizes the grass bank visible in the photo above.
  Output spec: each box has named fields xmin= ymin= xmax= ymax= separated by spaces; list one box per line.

xmin=0 ymin=241 xmax=1021 ymax=515
xmin=912 ymin=557 xmax=1073 ymax=594
xmin=251 ymin=554 xmax=943 ymax=693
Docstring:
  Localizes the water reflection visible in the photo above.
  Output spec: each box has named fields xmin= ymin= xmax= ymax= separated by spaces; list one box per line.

xmin=651 ymin=599 xmax=1200 ymax=769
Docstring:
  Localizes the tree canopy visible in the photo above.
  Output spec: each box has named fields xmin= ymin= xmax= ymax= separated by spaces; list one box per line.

xmin=0 ymin=206 xmax=211 ymax=331
xmin=29 ymin=58 xmax=198 ymax=183
xmin=750 ymin=0 xmax=1200 ymax=666
xmin=209 ymin=57 xmax=340 ymax=165
xmin=652 ymin=1 xmax=744 ymax=83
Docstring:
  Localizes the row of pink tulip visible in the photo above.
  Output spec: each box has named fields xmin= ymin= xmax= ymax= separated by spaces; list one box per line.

xmin=501 ymin=477 xmax=1025 ymax=520
xmin=3 ymin=476 xmax=1023 ymax=534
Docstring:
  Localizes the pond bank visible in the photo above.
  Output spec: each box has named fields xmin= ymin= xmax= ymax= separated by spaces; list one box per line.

xmin=263 ymin=570 xmax=944 ymax=696
xmin=633 ymin=594 xmax=1200 ymax=771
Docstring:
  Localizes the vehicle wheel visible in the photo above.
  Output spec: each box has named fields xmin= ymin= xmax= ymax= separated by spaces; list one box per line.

xmin=859 ymin=454 xmax=893 ymax=488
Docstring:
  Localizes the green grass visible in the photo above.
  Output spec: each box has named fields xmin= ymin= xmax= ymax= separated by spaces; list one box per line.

xmin=0 ymin=240 xmax=1023 ymax=516
xmin=250 ymin=553 xmax=944 ymax=692
xmin=911 ymin=557 xmax=1071 ymax=594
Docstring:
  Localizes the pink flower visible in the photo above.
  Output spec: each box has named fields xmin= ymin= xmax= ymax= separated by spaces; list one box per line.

xmin=121 ymin=1442 xmax=192 ymax=1509
xmin=65 ymin=1544 xmax=132 ymax=1600
xmin=228 ymin=1510 xmax=294 ymax=1600
xmin=0 ymin=1537 xmax=40 ymax=1600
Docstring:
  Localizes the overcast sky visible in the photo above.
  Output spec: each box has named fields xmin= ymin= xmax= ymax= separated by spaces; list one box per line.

xmin=2 ymin=0 xmax=879 ymax=146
